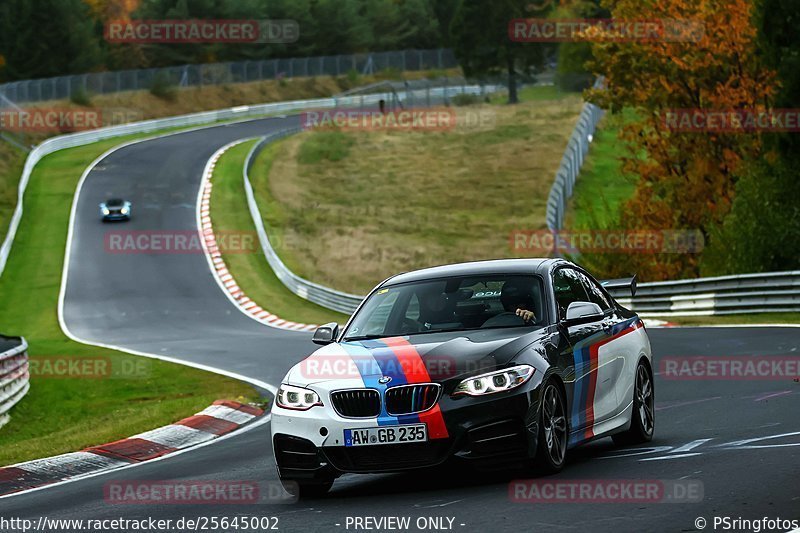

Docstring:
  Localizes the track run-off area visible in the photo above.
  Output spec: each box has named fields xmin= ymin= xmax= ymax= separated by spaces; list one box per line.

xmin=2 ymin=116 xmax=798 ymax=533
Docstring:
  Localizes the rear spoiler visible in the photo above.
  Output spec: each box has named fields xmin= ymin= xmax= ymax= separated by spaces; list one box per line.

xmin=600 ymin=275 xmax=637 ymax=297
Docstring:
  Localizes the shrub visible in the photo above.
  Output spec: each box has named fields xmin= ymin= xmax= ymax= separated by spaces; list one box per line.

xmin=70 ymin=86 xmax=92 ymax=106
xmin=149 ymin=71 xmax=177 ymax=101
xmin=451 ymin=93 xmax=480 ymax=106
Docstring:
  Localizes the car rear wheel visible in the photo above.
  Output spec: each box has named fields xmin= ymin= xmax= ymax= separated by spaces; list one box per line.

xmin=533 ymin=380 xmax=567 ymax=474
xmin=612 ymin=360 xmax=655 ymax=446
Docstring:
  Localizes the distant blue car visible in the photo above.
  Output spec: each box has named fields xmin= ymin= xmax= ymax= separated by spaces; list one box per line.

xmin=100 ymin=198 xmax=131 ymax=221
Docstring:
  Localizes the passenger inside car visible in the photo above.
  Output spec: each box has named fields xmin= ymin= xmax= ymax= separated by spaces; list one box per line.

xmin=480 ymin=279 xmax=540 ymax=328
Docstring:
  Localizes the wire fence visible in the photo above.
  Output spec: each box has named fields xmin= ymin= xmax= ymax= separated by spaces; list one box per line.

xmin=0 ymin=49 xmax=458 ymax=106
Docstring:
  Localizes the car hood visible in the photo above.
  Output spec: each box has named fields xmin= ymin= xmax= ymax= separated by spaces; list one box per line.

xmin=287 ymin=326 xmax=551 ymax=387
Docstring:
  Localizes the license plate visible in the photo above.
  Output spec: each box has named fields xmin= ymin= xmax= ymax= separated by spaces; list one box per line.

xmin=344 ymin=424 xmax=427 ymax=447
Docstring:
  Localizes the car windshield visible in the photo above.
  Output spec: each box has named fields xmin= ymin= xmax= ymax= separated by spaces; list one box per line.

xmin=343 ymin=274 xmax=545 ymax=340
xmin=106 ymin=199 xmax=125 ymax=206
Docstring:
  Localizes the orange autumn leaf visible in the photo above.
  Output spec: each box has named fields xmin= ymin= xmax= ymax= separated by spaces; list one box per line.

xmin=580 ymin=0 xmax=777 ymax=281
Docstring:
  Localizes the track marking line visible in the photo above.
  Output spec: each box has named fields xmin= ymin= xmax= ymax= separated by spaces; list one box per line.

xmin=670 ymin=439 xmax=712 ymax=454
xmin=654 ymin=397 xmax=722 ymax=411
xmin=0 ymin=121 xmax=299 ymax=501
xmin=639 ymin=452 xmax=703 ymax=462
xmin=753 ymin=390 xmax=793 ymax=402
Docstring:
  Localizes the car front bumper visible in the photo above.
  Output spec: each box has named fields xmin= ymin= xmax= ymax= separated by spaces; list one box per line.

xmin=271 ymin=376 xmax=545 ymax=480
xmin=102 ymin=213 xmax=130 ymax=221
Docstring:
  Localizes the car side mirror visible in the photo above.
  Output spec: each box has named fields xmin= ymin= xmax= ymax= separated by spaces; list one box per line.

xmin=312 ymin=322 xmax=339 ymax=345
xmin=563 ymin=301 xmax=604 ymax=327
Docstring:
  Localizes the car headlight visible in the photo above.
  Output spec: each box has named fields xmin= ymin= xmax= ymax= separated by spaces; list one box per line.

xmin=121 ymin=207 xmax=129 ymax=214
xmin=452 ymin=365 xmax=535 ymax=397
xmin=102 ymin=208 xmax=110 ymax=215
xmin=276 ymin=384 xmax=322 ymax=410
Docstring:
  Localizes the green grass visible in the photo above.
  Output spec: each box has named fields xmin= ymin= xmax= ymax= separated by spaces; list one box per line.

xmin=209 ymin=140 xmax=349 ymax=325
xmin=297 ymin=131 xmax=355 ymax=164
xmin=651 ymin=313 xmax=800 ymax=326
xmin=0 ymin=143 xmax=27 ymax=245
xmin=252 ymin=93 xmax=584 ymax=295
xmin=565 ymin=113 xmax=637 ymax=229
xmin=0 ymin=131 xmax=260 ymax=467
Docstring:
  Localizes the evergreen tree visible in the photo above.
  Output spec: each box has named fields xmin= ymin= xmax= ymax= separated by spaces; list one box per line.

xmin=450 ymin=0 xmax=549 ymax=103
xmin=0 ymin=0 xmax=102 ymax=81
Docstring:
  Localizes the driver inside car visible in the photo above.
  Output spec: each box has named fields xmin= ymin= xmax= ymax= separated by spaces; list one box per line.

xmin=481 ymin=279 xmax=538 ymax=328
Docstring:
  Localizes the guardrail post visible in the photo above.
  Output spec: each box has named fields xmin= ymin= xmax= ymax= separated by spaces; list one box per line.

xmin=0 ymin=336 xmax=29 ymax=430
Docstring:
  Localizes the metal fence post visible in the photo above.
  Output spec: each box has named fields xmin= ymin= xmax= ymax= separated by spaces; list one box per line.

xmin=0 ymin=48 xmax=456 ymax=105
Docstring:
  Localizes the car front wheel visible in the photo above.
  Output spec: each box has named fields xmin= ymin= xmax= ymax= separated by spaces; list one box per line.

xmin=532 ymin=380 xmax=567 ymax=474
xmin=613 ymin=360 xmax=655 ymax=446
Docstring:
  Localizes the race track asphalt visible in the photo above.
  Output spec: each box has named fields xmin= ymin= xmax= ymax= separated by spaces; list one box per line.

xmin=2 ymin=117 xmax=798 ymax=533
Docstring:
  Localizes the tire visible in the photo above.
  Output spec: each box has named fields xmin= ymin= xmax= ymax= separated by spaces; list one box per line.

xmin=532 ymin=379 xmax=568 ymax=474
xmin=612 ymin=360 xmax=655 ymax=446
xmin=281 ymin=479 xmax=333 ymax=499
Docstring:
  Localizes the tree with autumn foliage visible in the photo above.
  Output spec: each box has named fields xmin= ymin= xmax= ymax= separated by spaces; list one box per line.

xmin=701 ymin=0 xmax=800 ymax=275
xmin=579 ymin=0 xmax=777 ymax=281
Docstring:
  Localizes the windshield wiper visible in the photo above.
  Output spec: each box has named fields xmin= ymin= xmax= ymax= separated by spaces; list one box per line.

xmin=345 ymin=328 xmax=470 ymax=341
xmin=404 ymin=327 xmax=478 ymax=336
xmin=342 ymin=334 xmax=387 ymax=342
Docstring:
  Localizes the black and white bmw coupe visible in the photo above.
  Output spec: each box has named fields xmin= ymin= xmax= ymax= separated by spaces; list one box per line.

xmin=271 ymin=259 xmax=654 ymax=497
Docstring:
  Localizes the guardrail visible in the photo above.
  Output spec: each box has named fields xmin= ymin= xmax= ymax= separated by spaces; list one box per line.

xmin=239 ymin=85 xmax=799 ymax=319
xmin=242 ymin=83 xmax=499 ymax=315
xmin=0 ymin=335 xmax=29 ymax=430
xmin=243 ymin=130 xmax=364 ymax=315
xmin=545 ymin=78 xmax=605 ymax=231
xmin=607 ymin=271 xmax=800 ymax=316
xmin=0 ymin=86 xmax=450 ymax=279
xmin=7 ymin=79 xmax=791 ymax=321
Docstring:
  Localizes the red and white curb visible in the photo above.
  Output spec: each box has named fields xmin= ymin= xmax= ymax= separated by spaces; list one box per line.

xmin=199 ymin=143 xmax=684 ymax=335
xmin=0 ymin=400 xmax=264 ymax=497
xmin=642 ymin=318 xmax=678 ymax=328
xmin=199 ymin=141 xmax=317 ymax=332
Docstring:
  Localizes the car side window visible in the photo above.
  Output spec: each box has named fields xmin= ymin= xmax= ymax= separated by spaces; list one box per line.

xmin=578 ymin=272 xmax=612 ymax=311
xmin=553 ymin=268 xmax=590 ymax=320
